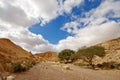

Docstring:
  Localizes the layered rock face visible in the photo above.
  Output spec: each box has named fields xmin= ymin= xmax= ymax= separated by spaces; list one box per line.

xmin=94 ymin=37 xmax=120 ymax=64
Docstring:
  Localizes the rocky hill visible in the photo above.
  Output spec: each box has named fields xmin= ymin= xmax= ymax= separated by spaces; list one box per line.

xmin=0 ymin=38 xmax=34 ymax=63
xmin=94 ymin=37 xmax=120 ymax=64
xmin=34 ymin=51 xmax=58 ymax=62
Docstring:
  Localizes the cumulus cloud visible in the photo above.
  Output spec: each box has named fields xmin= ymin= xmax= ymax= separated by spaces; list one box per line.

xmin=0 ymin=0 xmax=38 ymax=27
xmin=0 ymin=0 xmax=85 ymax=53
xmin=61 ymin=21 xmax=79 ymax=34
xmin=0 ymin=0 xmax=58 ymax=53
xmin=0 ymin=21 xmax=53 ymax=53
xmin=56 ymin=0 xmax=120 ymax=51
xmin=0 ymin=0 xmax=120 ymax=53
xmin=56 ymin=21 xmax=120 ymax=51
xmin=9 ymin=29 xmax=54 ymax=53
xmin=62 ymin=0 xmax=120 ymax=34
xmin=58 ymin=0 xmax=84 ymax=14
xmin=0 ymin=0 xmax=59 ymax=26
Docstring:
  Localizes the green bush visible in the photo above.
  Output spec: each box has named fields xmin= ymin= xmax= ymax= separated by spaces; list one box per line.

xmin=0 ymin=60 xmax=36 ymax=73
xmin=23 ymin=61 xmax=36 ymax=70
xmin=58 ymin=49 xmax=75 ymax=63
xmin=11 ymin=62 xmax=26 ymax=73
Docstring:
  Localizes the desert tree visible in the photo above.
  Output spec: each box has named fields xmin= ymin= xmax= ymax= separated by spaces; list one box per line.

xmin=74 ymin=46 xmax=105 ymax=69
xmin=58 ymin=49 xmax=75 ymax=63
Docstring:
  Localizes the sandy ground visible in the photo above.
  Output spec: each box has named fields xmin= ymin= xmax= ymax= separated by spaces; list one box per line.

xmin=15 ymin=62 xmax=120 ymax=80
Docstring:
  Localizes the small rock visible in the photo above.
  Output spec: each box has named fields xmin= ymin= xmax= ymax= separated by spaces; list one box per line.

xmin=7 ymin=75 xmax=15 ymax=80
xmin=63 ymin=65 xmax=70 ymax=70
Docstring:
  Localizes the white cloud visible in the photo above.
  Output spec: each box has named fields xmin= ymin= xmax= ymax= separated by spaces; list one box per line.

xmin=0 ymin=0 xmax=86 ymax=53
xmin=0 ymin=24 xmax=54 ymax=53
xmin=62 ymin=0 xmax=120 ymax=34
xmin=0 ymin=0 xmax=120 ymax=53
xmin=0 ymin=0 xmax=58 ymax=53
xmin=61 ymin=21 xmax=79 ymax=34
xmin=58 ymin=0 xmax=84 ymax=14
xmin=56 ymin=21 xmax=120 ymax=51
xmin=29 ymin=0 xmax=59 ymax=26
xmin=0 ymin=0 xmax=38 ymax=27
xmin=0 ymin=0 xmax=59 ymax=26
xmin=56 ymin=0 xmax=120 ymax=51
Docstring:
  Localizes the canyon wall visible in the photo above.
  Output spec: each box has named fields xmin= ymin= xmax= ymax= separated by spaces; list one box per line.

xmin=94 ymin=37 xmax=120 ymax=64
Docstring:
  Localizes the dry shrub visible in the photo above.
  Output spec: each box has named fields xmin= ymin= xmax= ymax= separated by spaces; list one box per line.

xmin=4 ymin=63 xmax=14 ymax=72
xmin=0 ymin=63 xmax=14 ymax=72
xmin=11 ymin=62 xmax=26 ymax=73
xmin=0 ymin=60 xmax=37 ymax=73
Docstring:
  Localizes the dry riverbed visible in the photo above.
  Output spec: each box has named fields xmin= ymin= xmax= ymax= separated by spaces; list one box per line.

xmin=15 ymin=62 xmax=120 ymax=80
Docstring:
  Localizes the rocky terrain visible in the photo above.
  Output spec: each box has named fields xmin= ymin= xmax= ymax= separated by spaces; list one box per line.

xmin=0 ymin=37 xmax=120 ymax=64
xmin=0 ymin=38 xmax=58 ymax=73
xmin=0 ymin=38 xmax=34 ymax=61
xmin=94 ymin=37 xmax=120 ymax=64
xmin=15 ymin=62 xmax=120 ymax=80
xmin=0 ymin=38 xmax=34 ymax=72
xmin=0 ymin=37 xmax=120 ymax=80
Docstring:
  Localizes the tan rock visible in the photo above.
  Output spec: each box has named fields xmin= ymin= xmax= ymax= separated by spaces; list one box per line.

xmin=94 ymin=37 xmax=120 ymax=64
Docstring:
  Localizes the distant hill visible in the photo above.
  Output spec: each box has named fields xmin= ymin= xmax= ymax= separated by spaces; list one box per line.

xmin=34 ymin=51 xmax=58 ymax=62
xmin=94 ymin=37 xmax=120 ymax=64
xmin=0 ymin=38 xmax=33 ymax=62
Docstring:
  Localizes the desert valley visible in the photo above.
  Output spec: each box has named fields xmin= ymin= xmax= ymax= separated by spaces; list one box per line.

xmin=0 ymin=37 xmax=120 ymax=80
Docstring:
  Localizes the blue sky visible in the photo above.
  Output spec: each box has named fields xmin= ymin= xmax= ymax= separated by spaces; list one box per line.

xmin=29 ymin=15 xmax=71 ymax=44
xmin=0 ymin=0 xmax=120 ymax=53
xmin=29 ymin=0 xmax=102 ymax=44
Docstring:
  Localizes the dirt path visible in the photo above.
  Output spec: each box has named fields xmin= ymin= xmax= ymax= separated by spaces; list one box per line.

xmin=15 ymin=62 xmax=120 ymax=80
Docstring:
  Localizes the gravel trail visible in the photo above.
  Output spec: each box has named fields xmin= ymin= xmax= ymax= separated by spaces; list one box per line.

xmin=15 ymin=62 xmax=120 ymax=80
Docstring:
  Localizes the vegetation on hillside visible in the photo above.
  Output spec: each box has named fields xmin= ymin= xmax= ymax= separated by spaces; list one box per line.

xmin=74 ymin=46 xmax=105 ymax=69
xmin=0 ymin=61 xmax=36 ymax=73
xmin=58 ymin=46 xmax=107 ymax=69
xmin=0 ymin=38 xmax=120 ymax=73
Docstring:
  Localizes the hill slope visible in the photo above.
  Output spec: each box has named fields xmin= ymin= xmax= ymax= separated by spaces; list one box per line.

xmin=0 ymin=38 xmax=33 ymax=62
xmin=34 ymin=51 xmax=58 ymax=62
xmin=94 ymin=37 xmax=120 ymax=64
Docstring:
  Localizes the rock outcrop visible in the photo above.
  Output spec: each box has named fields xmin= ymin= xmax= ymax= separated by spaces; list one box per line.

xmin=94 ymin=37 xmax=120 ymax=64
